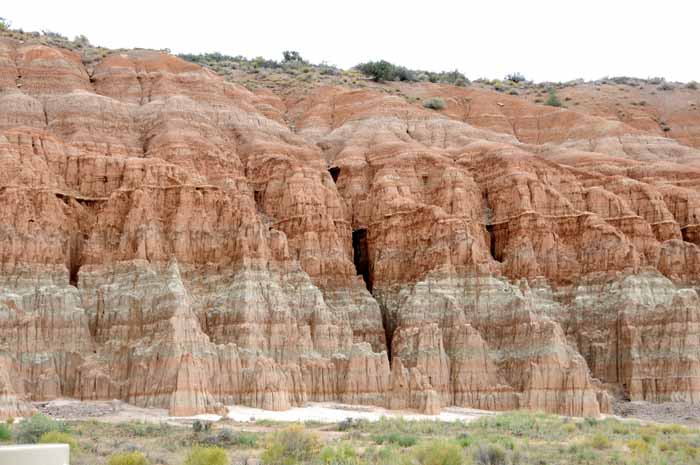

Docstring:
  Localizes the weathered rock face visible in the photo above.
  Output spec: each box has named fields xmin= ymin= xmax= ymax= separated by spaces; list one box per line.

xmin=1 ymin=37 xmax=699 ymax=418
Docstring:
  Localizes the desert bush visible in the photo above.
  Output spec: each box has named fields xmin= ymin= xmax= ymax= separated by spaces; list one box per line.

xmin=0 ymin=424 xmax=11 ymax=442
xmin=505 ymin=73 xmax=527 ymax=83
xmin=658 ymin=82 xmax=675 ymax=91
xmin=15 ymin=414 xmax=66 ymax=444
xmin=192 ymin=420 xmax=212 ymax=433
xmin=545 ymin=90 xmax=562 ymax=107
xmin=443 ymin=70 xmax=469 ymax=86
xmin=184 ymin=446 xmax=228 ymax=465
xmin=337 ymin=417 xmax=357 ymax=431
xmin=356 ymin=60 xmax=397 ymax=82
xmin=423 ymin=98 xmax=446 ymax=110
xmin=687 ymin=81 xmax=698 ymax=90
xmin=261 ymin=424 xmax=320 ymax=465
xmin=626 ymin=438 xmax=649 ymax=455
xmin=282 ymin=50 xmax=305 ymax=64
xmin=473 ymin=443 xmax=507 ymax=465
xmin=199 ymin=429 xmax=258 ymax=448
xmin=456 ymin=432 xmax=472 ymax=448
xmin=38 ymin=431 xmax=79 ymax=452
xmin=319 ymin=443 xmax=362 ymax=465
xmin=363 ymin=446 xmax=413 ymax=465
xmin=108 ymin=451 xmax=150 ymax=465
xmin=414 ymin=440 xmax=464 ymax=465
xmin=588 ymin=432 xmax=611 ymax=450
xmin=0 ymin=18 xmax=10 ymax=31
xmin=394 ymin=66 xmax=417 ymax=82
xmin=372 ymin=432 xmax=417 ymax=447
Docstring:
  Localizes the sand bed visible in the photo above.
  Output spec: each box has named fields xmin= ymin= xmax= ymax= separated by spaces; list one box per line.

xmin=225 ymin=402 xmax=494 ymax=423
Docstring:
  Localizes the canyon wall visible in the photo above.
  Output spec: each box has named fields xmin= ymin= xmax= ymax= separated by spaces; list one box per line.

xmin=1 ymin=38 xmax=699 ymax=417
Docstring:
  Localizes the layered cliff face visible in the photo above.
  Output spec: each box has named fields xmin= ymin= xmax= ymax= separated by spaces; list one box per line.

xmin=0 ymin=37 xmax=699 ymax=418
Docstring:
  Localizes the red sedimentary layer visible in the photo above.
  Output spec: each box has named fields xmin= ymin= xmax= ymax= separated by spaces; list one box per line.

xmin=1 ymin=39 xmax=699 ymax=417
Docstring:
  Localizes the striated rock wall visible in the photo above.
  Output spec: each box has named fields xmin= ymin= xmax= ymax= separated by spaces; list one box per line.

xmin=1 ymin=37 xmax=699 ymax=417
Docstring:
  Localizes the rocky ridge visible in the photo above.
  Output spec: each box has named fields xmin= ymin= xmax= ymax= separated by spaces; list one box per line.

xmin=0 ymin=35 xmax=699 ymax=418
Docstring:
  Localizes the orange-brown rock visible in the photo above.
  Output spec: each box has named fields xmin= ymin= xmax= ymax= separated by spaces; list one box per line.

xmin=1 ymin=34 xmax=699 ymax=418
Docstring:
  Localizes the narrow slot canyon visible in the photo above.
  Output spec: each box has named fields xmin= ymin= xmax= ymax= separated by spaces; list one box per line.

xmin=381 ymin=306 xmax=396 ymax=366
xmin=486 ymin=224 xmax=502 ymax=262
xmin=351 ymin=227 xmax=395 ymax=365
xmin=67 ymin=234 xmax=82 ymax=287
xmin=352 ymin=228 xmax=372 ymax=292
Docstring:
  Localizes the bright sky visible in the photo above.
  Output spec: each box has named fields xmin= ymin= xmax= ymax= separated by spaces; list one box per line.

xmin=2 ymin=0 xmax=698 ymax=83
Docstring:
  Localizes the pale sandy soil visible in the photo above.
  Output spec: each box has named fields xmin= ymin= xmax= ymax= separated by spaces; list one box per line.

xmin=35 ymin=399 xmax=493 ymax=424
xmin=226 ymin=403 xmax=495 ymax=423
xmin=35 ymin=398 xmax=698 ymax=428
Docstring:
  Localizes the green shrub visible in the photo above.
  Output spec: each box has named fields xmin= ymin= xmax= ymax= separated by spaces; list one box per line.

xmin=505 ymin=73 xmax=527 ymax=83
xmin=0 ymin=17 xmax=9 ymax=31
xmin=423 ymin=98 xmax=446 ymax=110
xmin=687 ymin=81 xmax=698 ymax=90
xmin=192 ymin=420 xmax=211 ymax=433
xmin=38 ymin=431 xmax=78 ymax=452
xmin=363 ymin=446 xmax=413 ymax=465
xmin=261 ymin=424 xmax=320 ymax=465
xmin=473 ymin=443 xmax=507 ymax=465
xmin=588 ymin=432 xmax=610 ymax=450
xmin=108 ymin=451 xmax=150 ymax=465
xmin=14 ymin=414 xmax=66 ymax=444
xmin=0 ymin=424 xmax=11 ymax=442
xmin=627 ymin=439 xmax=649 ymax=457
xmin=373 ymin=432 xmax=417 ymax=447
xmin=199 ymin=429 xmax=258 ymax=448
xmin=545 ymin=90 xmax=562 ymax=107
xmin=414 ymin=440 xmax=464 ymax=465
xmin=184 ymin=446 xmax=228 ymax=465
xmin=282 ymin=50 xmax=305 ymax=64
xmin=232 ymin=431 xmax=258 ymax=447
xmin=456 ymin=432 xmax=472 ymax=448
xmin=394 ymin=66 xmax=417 ymax=82
xmin=337 ymin=417 xmax=357 ymax=431
xmin=563 ymin=422 xmax=577 ymax=433
xmin=356 ymin=60 xmax=397 ymax=82
xmin=319 ymin=443 xmax=361 ymax=465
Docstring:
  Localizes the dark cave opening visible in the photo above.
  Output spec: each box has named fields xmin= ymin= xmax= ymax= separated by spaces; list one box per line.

xmin=486 ymin=224 xmax=502 ymax=262
xmin=68 ymin=235 xmax=81 ymax=287
xmin=69 ymin=262 xmax=79 ymax=287
xmin=352 ymin=228 xmax=372 ymax=293
xmin=329 ymin=166 xmax=341 ymax=183
xmin=381 ymin=307 xmax=395 ymax=366
xmin=253 ymin=189 xmax=264 ymax=210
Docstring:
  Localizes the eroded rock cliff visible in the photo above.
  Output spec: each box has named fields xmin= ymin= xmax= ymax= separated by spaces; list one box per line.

xmin=1 ymin=36 xmax=699 ymax=418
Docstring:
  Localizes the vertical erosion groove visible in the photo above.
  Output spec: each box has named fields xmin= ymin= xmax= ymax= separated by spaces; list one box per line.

xmin=486 ymin=224 xmax=502 ymax=262
xmin=352 ymin=228 xmax=371 ymax=292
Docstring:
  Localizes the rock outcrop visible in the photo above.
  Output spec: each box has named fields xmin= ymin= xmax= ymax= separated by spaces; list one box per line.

xmin=1 ymin=36 xmax=699 ymax=418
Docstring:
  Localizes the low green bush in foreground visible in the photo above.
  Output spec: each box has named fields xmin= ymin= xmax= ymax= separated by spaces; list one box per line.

xmin=14 ymin=414 xmax=67 ymax=444
xmin=183 ymin=446 xmax=228 ymax=465
xmin=108 ymin=451 xmax=150 ymax=465
xmin=38 ymin=431 xmax=79 ymax=452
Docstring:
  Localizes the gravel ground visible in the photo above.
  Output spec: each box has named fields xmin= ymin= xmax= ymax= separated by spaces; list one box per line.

xmin=34 ymin=398 xmax=700 ymax=428
xmin=613 ymin=400 xmax=700 ymax=426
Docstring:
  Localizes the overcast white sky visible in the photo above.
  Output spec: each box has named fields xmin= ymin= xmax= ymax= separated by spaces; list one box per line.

xmin=3 ymin=0 xmax=698 ymax=82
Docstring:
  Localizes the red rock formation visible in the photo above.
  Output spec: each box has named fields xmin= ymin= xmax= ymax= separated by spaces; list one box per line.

xmin=1 ymin=35 xmax=699 ymax=418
